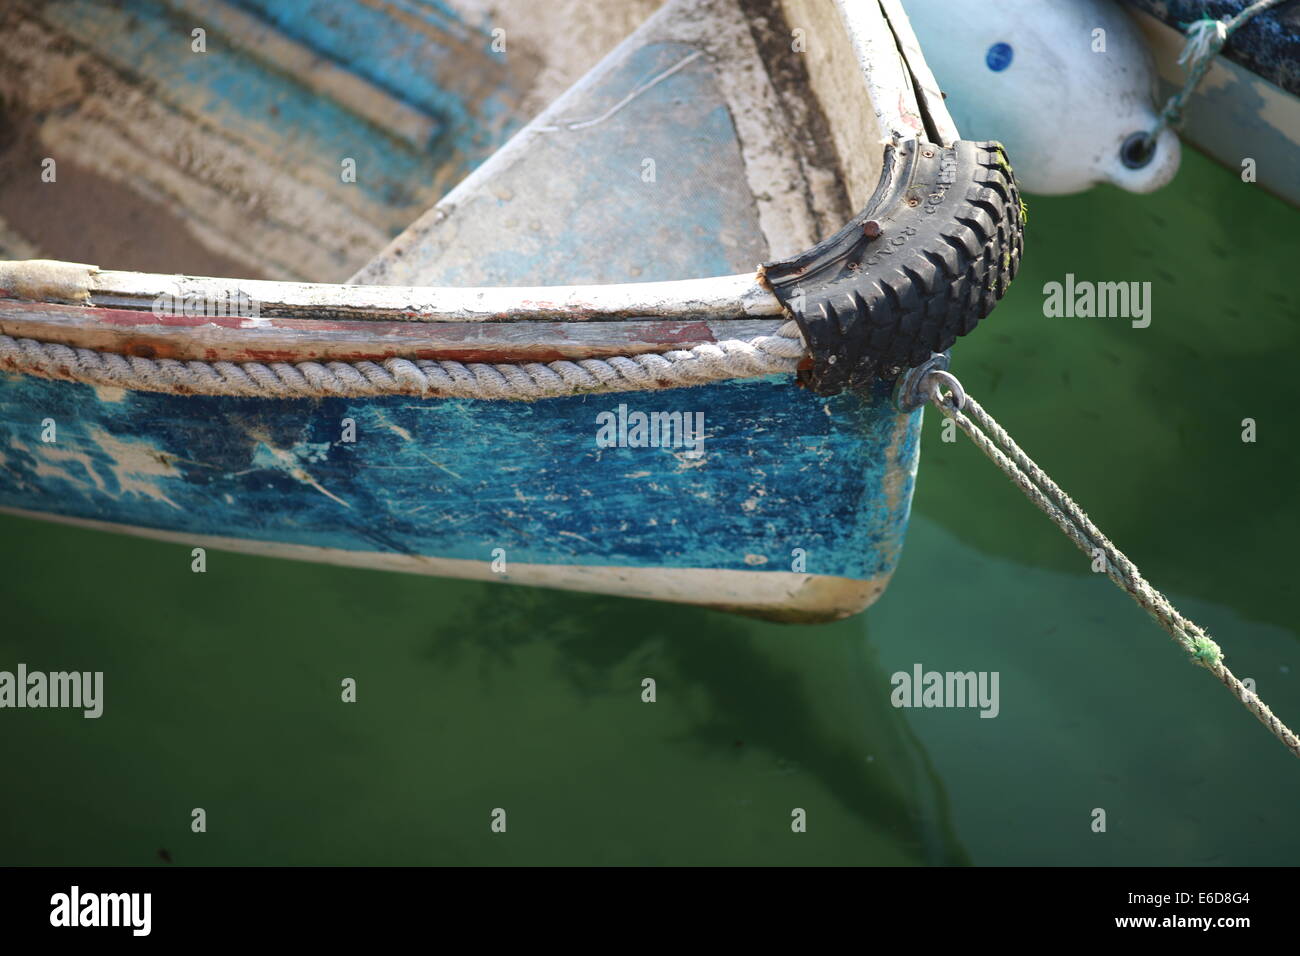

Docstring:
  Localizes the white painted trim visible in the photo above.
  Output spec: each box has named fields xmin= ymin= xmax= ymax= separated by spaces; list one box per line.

xmin=876 ymin=0 xmax=961 ymax=145
xmin=833 ymin=0 xmax=927 ymax=145
xmin=83 ymin=267 xmax=782 ymax=322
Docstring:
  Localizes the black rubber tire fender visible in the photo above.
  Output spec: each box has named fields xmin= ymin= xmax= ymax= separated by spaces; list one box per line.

xmin=761 ymin=139 xmax=1024 ymax=395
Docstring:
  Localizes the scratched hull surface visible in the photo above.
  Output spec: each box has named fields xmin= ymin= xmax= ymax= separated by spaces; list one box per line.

xmin=0 ymin=0 xmax=934 ymax=617
xmin=0 ymin=374 xmax=918 ymax=582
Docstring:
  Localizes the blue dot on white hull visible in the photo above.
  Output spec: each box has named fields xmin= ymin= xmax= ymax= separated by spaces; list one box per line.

xmin=985 ymin=42 xmax=1013 ymax=72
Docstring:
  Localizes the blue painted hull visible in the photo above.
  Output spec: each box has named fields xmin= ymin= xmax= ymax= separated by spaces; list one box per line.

xmin=0 ymin=371 xmax=920 ymax=615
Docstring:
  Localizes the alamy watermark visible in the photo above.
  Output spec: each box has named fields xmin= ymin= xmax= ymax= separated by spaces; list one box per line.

xmin=50 ymin=886 xmax=150 ymax=935
xmin=595 ymin=403 xmax=706 ymax=458
xmin=1042 ymin=273 xmax=1151 ymax=328
xmin=0 ymin=664 xmax=102 ymax=718
xmin=152 ymin=289 xmax=261 ymax=319
xmin=890 ymin=663 xmax=1000 ymax=718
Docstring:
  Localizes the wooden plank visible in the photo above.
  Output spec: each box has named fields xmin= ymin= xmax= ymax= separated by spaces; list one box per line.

xmin=82 ymin=268 xmax=778 ymax=322
xmin=159 ymin=0 xmax=439 ymax=147
xmin=0 ymin=300 xmax=794 ymax=363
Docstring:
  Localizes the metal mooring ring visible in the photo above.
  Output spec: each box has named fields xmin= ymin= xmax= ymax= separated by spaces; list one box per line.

xmin=925 ymin=369 xmax=967 ymax=411
xmin=893 ymin=352 xmax=950 ymax=411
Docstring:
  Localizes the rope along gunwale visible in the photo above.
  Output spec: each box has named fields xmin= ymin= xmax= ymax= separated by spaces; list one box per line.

xmin=925 ymin=370 xmax=1300 ymax=760
xmin=0 ymin=323 xmax=806 ymax=400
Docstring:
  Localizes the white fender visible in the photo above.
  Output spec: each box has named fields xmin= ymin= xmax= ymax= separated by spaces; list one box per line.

xmin=900 ymin=0 xmax=1181 ymax=194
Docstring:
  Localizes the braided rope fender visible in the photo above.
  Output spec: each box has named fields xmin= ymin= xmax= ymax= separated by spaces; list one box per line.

xmin=761 ymin=140 xmax=1025 ymax=395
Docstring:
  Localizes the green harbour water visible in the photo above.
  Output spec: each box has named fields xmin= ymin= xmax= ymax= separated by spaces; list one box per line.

xmin=1 ymin=146 xmax=1297 ymax=865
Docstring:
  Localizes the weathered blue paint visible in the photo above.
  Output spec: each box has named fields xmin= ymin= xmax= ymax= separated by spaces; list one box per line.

xmin=0 ymin=373 xmax=919 ymax=580
xmin=365 ymin=41 xmax=770 ymax=286
xmin=231 ymin=0 xmax=525 ymax=146
xmin=40 ymin=0 xmax=527 ymax=211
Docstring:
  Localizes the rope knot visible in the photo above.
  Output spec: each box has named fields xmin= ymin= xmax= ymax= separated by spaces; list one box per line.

xmin=1146 ymin=0 xmax=1285 ymax=144
xmin=1178 ymin=19 xmax=1229 ymax=68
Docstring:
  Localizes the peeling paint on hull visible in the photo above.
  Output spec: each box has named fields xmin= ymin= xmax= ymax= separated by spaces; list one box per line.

xmin=0 ymin=372 xmax=920 ymax=619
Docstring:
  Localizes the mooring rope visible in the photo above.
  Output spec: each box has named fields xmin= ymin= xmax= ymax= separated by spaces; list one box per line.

xmin=7 ymin=307 xmax=1294 ymax=759
xmin=924 ymin=370 xmax=1300 ymax=760
xmin=0 ymin=323 xmax=806 ymax=399
xmin=1144 ymin=0 xmax=1288 ymax=148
